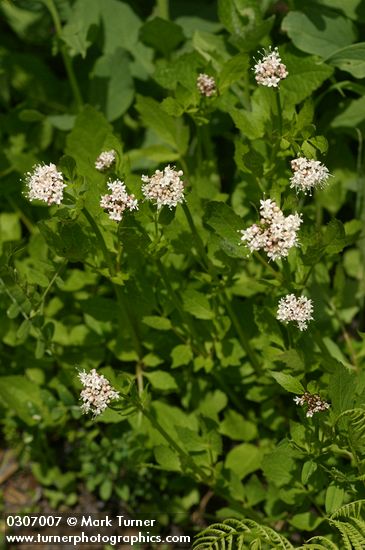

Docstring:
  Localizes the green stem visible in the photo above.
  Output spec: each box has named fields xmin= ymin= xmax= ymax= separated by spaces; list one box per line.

xmin=156 ymin=0 xmax=169 ymax=19
xmin=7 ymin=195 xmax=35 ymax=234
xmin=82 ymin=208 xmax=115 ymax=275
xmin=253 ymin=251 xmax=282 ymax=282
xmin=182 ymin=201 xmax=261 ymax=371
xmin=243 ymin=70 xmax=251 ymax=111
xmin=135 ymin=400 xmax=211 ymax=483
xmin=36 ymin=259 xmax=67 ymax=316
xmin=181 ymin=202 xmax=210 ymax=271
xmin=82 ymin=207 xmax=143 ymax=359
xmin=43 ymin=0 xmax=83 ymax=110
xmin=221 ymin=292 xmax=261 ymax=373
xmin=276 ymin=88 xmax=282 ymax=137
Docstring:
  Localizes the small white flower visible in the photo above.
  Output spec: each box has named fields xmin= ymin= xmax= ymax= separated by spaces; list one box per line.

xmin=253 ymin=46 xmax=288 ymax=88
xmin=239 ymin=199 xmax=302 ymax=261
xmin=100 ymin=179 xmax=138 ymax=222
xmin=78 ymin=368 xmax=120 ymax=417
xmin=25 ymin=163 xmax=66 ymax=205
xmin=277 ymin=294 xmax=313 ymax=331
xmin=141 ymin=165 xmax=185 ymax=209
xmin=95 ymin=150 xmax=116 ymax=171
xmin=294 ymin=392 xmax=330 ymax=417
xmin=290 ymin=157 xmax=331 ymax=194
xmin=197 ymin=73 xmax=216 ymax=97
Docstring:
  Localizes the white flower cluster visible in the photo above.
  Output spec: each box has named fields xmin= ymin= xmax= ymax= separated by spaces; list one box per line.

xmin=100 ymin=179 xmax=138 ymax=222
xmin=239 ymin=199 xmax=302 ymax=261
xmin=197 ymin=73 xmax=216 ymax=97
xmin=253 ymin=47 xmax=288 ymax=88
xmin=277 ymin=294 xmax=313 ymax=331
xmin=78 ymin=368 xmax=120 ymax=417
xmin=142 ymin=165 xmax=185 ymax=209
xmin=95 ymin=150 xmax=116 ymax=171
xmin=290 ymin=157 xmax=330 ymax=194
xmin=25 ymin=163 xmax=66 ymax=206
xmin=294 ymin=392 xmax=330 ymax=418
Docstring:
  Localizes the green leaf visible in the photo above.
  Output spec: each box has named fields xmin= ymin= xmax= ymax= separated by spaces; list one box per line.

xmin=65 ymin=105 xmax=113 ymax=179
xmin=262 ymin=440 xmax=298 ymax=487
xmin=142 ymin=316 xmax=172 ymax=331
xmin=280 ymin=51 xmax=333 ymax=106
xmin=199 ymin=390 xmax=227 ymax=419
xmin=135 ymin=95 xmax=189 ymax=155
xmin=325 ymin=483 xmax=345 ymax=514
xmin=225 ymin=443 xmax=262 ymax=480
xmin=38 ymin=220 xmax=91 ymax=262
xmin=318 ymin=0 xmax=365 ymax=20
xmin=282 ymin=9 xmax=356 ymax=58
xmin=0 ymin=213 xmax=21 ymax=243
xmin=154 ymin=445 xmax=180 ymax=471
xmin=18 ymin=109 xmax=44 ymax=122
xmin=61 ymin=0 xmax=100 ymax=57
xmin=0 ymin=376 xmax=50 ymax=426
xmin=301 ymin=460 xmax=318 ymax=484
xmin=219 ymin=53 xmax=249 ymax=92
xmin=101 ymin=0 xmax=143 ymax=55
xmin=203 ymin=201 xmax=243 ymax=258
xmin=220 ymin=410 xmax=258 ymax=441
xmin=171 ymin=344 xmax=193 ymax=368
xmin=289 ymin=511 xmax=323 ymax=531
xmin=139 ymin=17 xmax=185 ymax=55
xmin=182 ymin=289 xmax=214 ymax=320
xmin=331 ymin=95 xmax=365 ymax=128
xmin=144 ymin=371 xmax=178 ymax=390
xmin=99 ymin=479 xmax=113 ymax=500
xmin=90 ymin=48 xmax=134 ymax=121
xmin=325 ymin=43 xmax=365 ymax=78
xmin=329 ymin=364 xmax=357 ymax=414
xmin=270 ymin=371 xmax=305 ymax=394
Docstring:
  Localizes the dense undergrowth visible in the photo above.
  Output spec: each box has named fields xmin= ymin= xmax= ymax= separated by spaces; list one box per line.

xmin=1 ymin=0 xmax=365 ymax=548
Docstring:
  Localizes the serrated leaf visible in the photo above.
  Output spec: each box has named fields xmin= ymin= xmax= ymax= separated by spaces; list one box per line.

xmin=154 ymin=445 xmax=180 ymax=471
xmin=135 ymin=95 xmax=189 ymax=154
xmin=203 ymin=201 xmax=243 ymax=258
xmin=182 ymin=289 xmax=214 ymax=320
xmin=280 ymin=51 xmax=333 ymax=106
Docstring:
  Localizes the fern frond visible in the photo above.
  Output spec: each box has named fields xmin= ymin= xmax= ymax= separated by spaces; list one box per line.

xmin=335 ymin=409 xmax=365 ymax=453
xmin=193 ymin=518 xmax=294 ymax=550
xmin=330 ymin=519 xmax=354 ymax=550
xmin=330 ymin=499 xmax=365 ymax=520
xmin=301 ymin=535 xmax=338 ymax=550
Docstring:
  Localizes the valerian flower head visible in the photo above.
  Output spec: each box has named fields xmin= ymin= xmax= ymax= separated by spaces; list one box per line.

xmin=253 ymin=46 xmax=288 ymax=87
xmin=197 ymin=73 xmax=216 ymax=97
xmin=294 ymin=392 xmax=330 ymax=418
xmin=239 ymin=199 xmax=302 ymax=261
xmin=78 ymin=368 xmax=120 ymax=417
xmin=25 ymin=163 xmax=66 ymax=205
xmin=141 ymin=165 xmax=185 ymax=209
xmin=277 ymin=294 xmax=314 ymax=331
xmin=100 ymin=179 xmax=138 ymax=222
xmin=290 ymin=157 xmax=331 ymax=194
xmin=95 ymin=149 xmax=116 ymax=171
